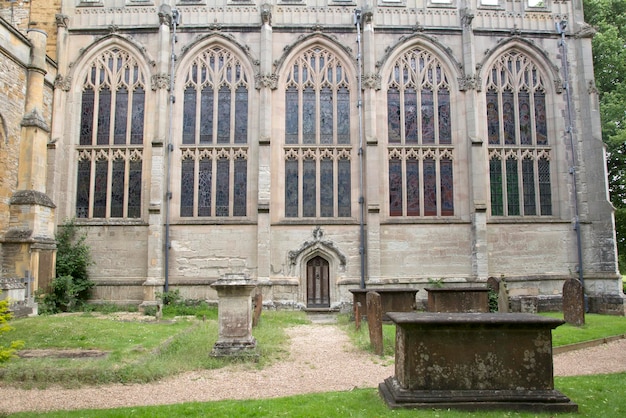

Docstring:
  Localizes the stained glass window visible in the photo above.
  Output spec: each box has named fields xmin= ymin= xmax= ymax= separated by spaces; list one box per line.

xmin=485 ymin=51 xmax=552 ymax=216
xmin=283 ymin=46 xmax=353 ymax=218
xmin=76 ymin=47 xmax=144 ymax=219
xmin=178 ymin=46 xmax=249 ymax=218
xmin=386 ymin=47 xmax=454 ymax=217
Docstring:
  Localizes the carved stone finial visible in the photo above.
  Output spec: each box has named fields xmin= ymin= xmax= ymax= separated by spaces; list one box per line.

xmin=461 ymin=8 xmax=474 ymax=28
xmin=255 ymin=72 xmax=278 ymax=90
xmin=54 ymin=74 xmax=72 ymax=91
xmin=363 ymin=73 xmax=381 ymax=90
xmin=458 ymin=74 xmax=480 ymax=91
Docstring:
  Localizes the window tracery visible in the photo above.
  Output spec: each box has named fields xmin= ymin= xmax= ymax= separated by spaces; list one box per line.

xmin=179 ymin=46 xmax=249 ymax=218
xmin=486 ymin=51 xmax=552 ymax=216
xmin=386 ymin=47 xmax=454 ymax=217
xmin=283 ymin=46 xmax=352 ymax=218
xmin=76 ymin=47 xmax=145 ymax=219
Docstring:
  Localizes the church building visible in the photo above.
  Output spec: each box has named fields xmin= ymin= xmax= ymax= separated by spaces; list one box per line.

xmin=1 ymin=0 xmax=623 ymax=313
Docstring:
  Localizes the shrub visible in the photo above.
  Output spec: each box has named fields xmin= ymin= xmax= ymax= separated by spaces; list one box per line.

xmin=0 ymin=293 xmax=24 ymax=362
xmin=38 ymin=219 xmax=94 ymax=314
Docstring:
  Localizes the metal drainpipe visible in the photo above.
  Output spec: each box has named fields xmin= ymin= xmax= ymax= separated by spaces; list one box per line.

xmin=557 ymin=21 xmax=586 ymax=305
xmin=165 ymin=9 xmax=181 ymax=293
xmin=355 ymin=9 xmax=366 ymax=289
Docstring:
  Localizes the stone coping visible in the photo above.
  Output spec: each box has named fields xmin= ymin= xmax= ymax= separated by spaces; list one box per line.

xmin=387 ymin=312 xmax=565 ymax=328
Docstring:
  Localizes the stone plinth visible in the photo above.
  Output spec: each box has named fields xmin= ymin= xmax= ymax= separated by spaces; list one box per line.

xmin=210 ymin=274 xmax=258 ymax=357
xmin=379 ymin=312 xmax=577 ymax=412
xmin=349 ymin=288 xmax=418 ymax=321
xmin=425 ymin=287 xmax=489 ymax=313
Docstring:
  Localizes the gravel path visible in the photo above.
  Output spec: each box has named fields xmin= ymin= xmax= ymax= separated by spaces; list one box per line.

xmin=0 ymin=323 xmax=624 ymax=414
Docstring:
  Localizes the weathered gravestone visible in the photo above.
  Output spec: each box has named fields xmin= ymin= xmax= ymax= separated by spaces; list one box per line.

xmin=252 ymin=290 xmax=263 ymax=328
xmin=210 ymin=273 xmax=258 ymax=357
xmin=563 ymin=278 xmax=585 ymax=326
xmin=354 ymin=301 xmax=362 ymax=331
xmin=498 ymin=279 xmax=509 ymax=313
xmin=366 ymin=291 xmax=383 ymax=356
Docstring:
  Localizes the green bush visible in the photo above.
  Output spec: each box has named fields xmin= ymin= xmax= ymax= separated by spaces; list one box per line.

xmin=37 ymin=219 xmax=94 ymax=314
xmin=0 ymin=293 xmax=24 ymax=362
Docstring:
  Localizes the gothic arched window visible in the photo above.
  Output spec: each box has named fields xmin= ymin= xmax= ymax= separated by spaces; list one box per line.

xmin=486 ymin=51 xmax=552 ymax=216
xmin=76 ymin=48 xmax=145 ymax=219
xmin=284 ymin=46 xmax=352 ymax=218
xmin=179 ymin=46 xmax=249 ymax=217
xmin=386 ymin=48 xmax=454 ymax=217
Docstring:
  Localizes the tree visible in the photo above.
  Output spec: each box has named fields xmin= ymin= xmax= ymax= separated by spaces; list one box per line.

xmin=584 ymin=0 xmax=626 ymax=272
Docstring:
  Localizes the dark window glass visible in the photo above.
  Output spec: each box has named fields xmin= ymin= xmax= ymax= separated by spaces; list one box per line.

xmin=302 ymin=159 xmax=316 ymax=217
xmin=423 ymin=158 xmax=437 ymax=216
xmin=438 ymin=89 xmax=451 ymax=145
xmin=234 ymin=85 xmax=248 ymax=144
xmin=80 ymin=88 xmax=95 ymax=146
xmin=76 ymin=160 xmax=91 ymax=218
xmin=486 ymin=89 xmax=499 ymax=145
xmin=539 ymin=157 xmax=552 ymax=215
xmin=93 ymin=160 xmax=108 ymax=218
xmin=440 ymin=158 xmax=454 ymax=216
xmin=389 ymin=159 xmax=402 ymax=217
xmin=97 ymin=87 xmax=111 ymax=145
xmin=183 ymin=86 xmax=197 ymax=145
xmin=233 ymin=158 xmax=247 ymax=216
xmin=217 ymin=86 xmax=231 ymax=144
xmin=502 ymin=90 xmax=516 ymax=145
xmin=130 ymin=87 xmax=145 ymax=145
xmin=111 ymin=160 xmax=125 ymax=217
xmin=199 ymin=86 xmax=213 ymax=144
xmin=285 ymin=159 xmax=299 ymax=217
xmin=215 ymin=158 xmax=229 ymax=216
xmin=535 ymin=91 xmax=548 ymax=145
xmin=506 ymin=157 xmax=520 ymax=215
xmin=337 ymin=87 xmax=350 ymax=144
xmin=180 ymin=159 xmax=195 ymax=217
xmin=519 ymin=91 xmax=531 ymax=145
xmin=421 ymin=88 xmax=434 ymax=144
xmin=320 ymin=159 xmax=333 ymax=217
xmin=405 ymin=88 xmax=418 ymax=143
xmin=320 ymin=87 xmax=333 ymax=145
xmin=128 ymin=160 xmax=142 ymax=218
xmin=387 ymin=88 xmax=401 ymax=144
xmin=522 ymin=158 xmax=536 ymax=215
xmin=338 ymin=159 xmax=351 ymax=217
xmin=285 ymin=87 xmax=299 ymax=144
xmin=406 ymin=159 xmax=420 ymax=216
xmin=490 ymin=158 xmax=503 ymax=216
xmin=114 ymin=87 xmax=128 ymax=145
xmin=302 ymin=87 xmax=316 ymax=144
xmin=198 ymin=159 xmax=212 ymax=217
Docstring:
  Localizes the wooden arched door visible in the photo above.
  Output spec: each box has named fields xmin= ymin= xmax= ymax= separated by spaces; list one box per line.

xmin=306 ymin=256 xmax=330 ymax=308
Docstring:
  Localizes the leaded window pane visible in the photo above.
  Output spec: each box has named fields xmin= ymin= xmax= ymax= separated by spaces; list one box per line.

xmin=486 ymin=89 xmax=499 ymax=145
xmin=76 ymin=160 xmax=91 ymax=218
xmin=423 ymin=158 xmax=437 ymax=216
xmin=182 ymin=86 xmax=196 ymax=145
xmin=438 ymin=89 xmax=451 ymax=145
xmin=128 ymin=160 xmax=142 ymax=218
xmin=535 ymin=91 xmax=548 ymax=145
xmin=405 ymin=88 xmax=418 ymax=143
xmin=502 ymin=90 xmax=516 ymax=145
xmin=387 ymin=88 xmax=401 ymax=144
xmin=234 ymin=85 xmax=248 ymax=144
xmin=519 ymin=91 xmax=532 ymax=145
xmin=198 ymin=159 xmax=212 ymax=217
xmin=111 ymin=160 xmax=125 ymax=217
xmin=421 ymin=88 xmax=434 ymax=144
xmin=233 ymin=158 xmax=247 ymax=216
xmin=285 ymin=87 xmax=299 ymax=144
xmin=338 ymin=159 xmax=351 ymax=217
xmin=320 ymin=159 xmax=333 ymax=217
xmin=406 ymin=159 xmax=420 ymax=216
xmin=441 ymin=158 xmax=454 ymax=216
xmin=389 ymin=159 xmax=402 ymax=217
xmin=199 ymin=86 xmax=213 ymax=144
xmin=320 ymin=87 xmax=333 ymax=145
xmin=215 ymin=159 xmax=229 ymax=216
xmin=217 ymin=86 xmax=231 ymax=144
xmin=490 ymin=158 xmax=503 ymax=216
xmin=94 ymin=160 xmax=108 ymax=218
xmin=302 ymin=87 xmax=316 ymax=144
xmin=303 ymin=159 xmax=316 ymax=217
xmin=80 ymin=88 xmax=95 ymax=146
xmin=337 ymin=87 xmax=350 ymax=144
xmin=506 ymin=157 xmax=520 ymax=215
xmin=539 ymin=158 xmax=552 ymax=215
xmin=285 ymin=159 xmax=299 ymax=217
xmin=130 ymin=87 xmax=145 ymax=145
xmin=114 ymin=87 xmax=128 ymax=145
xmin=97 ymin=87 xmax=111 ymax=145
xmin=522 ymin=158 xmax=536 ymax=215
xmin=181 ymin=159 xmax=194 ymax=217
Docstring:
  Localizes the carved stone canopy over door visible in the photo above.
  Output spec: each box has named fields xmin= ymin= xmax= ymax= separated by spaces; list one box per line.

xmin=307 ymin=256 xmax=330 ymax=308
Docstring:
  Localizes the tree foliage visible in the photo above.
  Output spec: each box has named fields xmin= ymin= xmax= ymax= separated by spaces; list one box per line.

xmin=38 ymin=219 xmax=95 ymax=313
xmin=584 ymin=0 xmax=626 ymax=272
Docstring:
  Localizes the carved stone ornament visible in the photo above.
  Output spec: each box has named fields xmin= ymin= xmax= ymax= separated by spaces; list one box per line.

xmin=362 ymin=7 xmax=374 ymax=25
xmin=287 ymin=226 xmax=347 ymax=268
xmin=574 ymin=23 xmax=596 ymax=39
xmin=255 ymin=72 xmax=278 ymax=90
xmin=461 ymin=8 xmax=474 ymax=28
xmin=458 ymin=74 xmax=480 ymax=91
xmin=54 ymin=74 xmax=72 ymax=92
xmin=554 ymin=78 xmax=564 ymax=94
xmin=151 ymin=73 xmax=170 ymax=91
xmin=587 ymin=80 xmax=598 ymax=94
xmin=21 ymin=109 xmax=50 ymax=132
xmin=261 ymin=3 xmax=272 ymax=26
xmin=363 ymin=73 xmax=381 ymax=90
xmin=55 ymin=14 xmax=69 ymax=29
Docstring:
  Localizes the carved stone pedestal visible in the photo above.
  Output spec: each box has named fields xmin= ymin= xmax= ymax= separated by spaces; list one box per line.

xmin=210 ymin=273 xmax=258 ymax=357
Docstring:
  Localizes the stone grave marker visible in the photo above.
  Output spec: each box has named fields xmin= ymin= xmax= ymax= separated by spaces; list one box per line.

xmin=498 ymin=279 xmax=509 ymax=313
xmin=252 ymin=290 xmax=263 ymax=328
xmin=354 ymin=301 xmax=362 ymax=331
xmin=366 ymin=291 xmax=383 ymax=356
xmin=563 ymin=278 xmax=585 ymax=326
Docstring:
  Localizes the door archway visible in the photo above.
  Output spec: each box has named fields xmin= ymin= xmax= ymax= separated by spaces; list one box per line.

xmin=306 ymin=256 xmax=330 ymax=308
